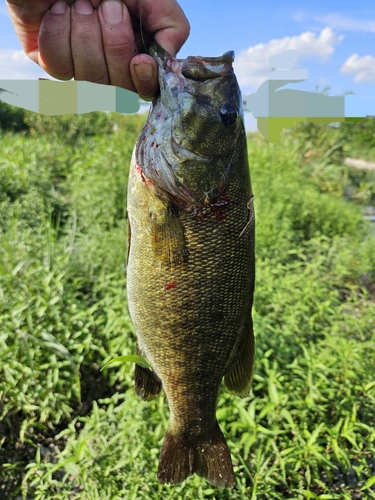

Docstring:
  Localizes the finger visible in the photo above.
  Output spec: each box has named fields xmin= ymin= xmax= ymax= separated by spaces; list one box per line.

xmin=38 ymin=2 xmax=73 ymax=79
xmin=98 ymin=0 xmax=138 ymax=90
xmin=152 ymin=6 xmax=190 ymax=57
xmin=126 ymin=0 xmax=190 ymax=56
xmin=6 ymin=0 xmax=56 ymax=63
xmin=130 ymin=54 xmax=158 ymax=100
xmin=71 ymin=0 xmax=109 ymax=84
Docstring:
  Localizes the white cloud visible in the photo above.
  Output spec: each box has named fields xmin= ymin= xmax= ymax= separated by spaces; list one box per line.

xmin=341 ymin=54 xmax=375 ymax=83
xmin=0 ymin=49 xmax=49 ymax=79
xmin=295 ymin=11 xmax=375 ymax=33
xmin=234 ymin=27 xmax=343 ymax=91
xmin=316 ymin=77 xmax=330 ymax=87
xmin=317 ymin=13 xmax=375 ymax=32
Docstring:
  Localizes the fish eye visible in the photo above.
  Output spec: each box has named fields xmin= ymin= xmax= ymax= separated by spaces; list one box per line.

xmin=219 ymin=103 xmax=238 ymax=127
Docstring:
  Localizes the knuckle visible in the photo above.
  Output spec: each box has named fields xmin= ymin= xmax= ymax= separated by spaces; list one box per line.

xmin=104 ymin=33 xmax=136 ymax=57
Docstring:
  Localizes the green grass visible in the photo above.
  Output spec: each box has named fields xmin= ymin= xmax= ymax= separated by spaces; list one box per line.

xmin=0 ymin=116 xmax=374 ymax=499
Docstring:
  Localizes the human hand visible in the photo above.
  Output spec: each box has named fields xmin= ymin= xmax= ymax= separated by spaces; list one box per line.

xmin=6 ymin=0 xmax=190 ymax=99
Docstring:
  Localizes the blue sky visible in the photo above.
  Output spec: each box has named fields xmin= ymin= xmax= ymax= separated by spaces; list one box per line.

xmin=1 ymin=0 xmax=375 ymax=129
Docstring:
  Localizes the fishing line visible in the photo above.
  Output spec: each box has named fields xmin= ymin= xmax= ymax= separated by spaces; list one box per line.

xmin=139 ymin=0 xmax=149 ymax=54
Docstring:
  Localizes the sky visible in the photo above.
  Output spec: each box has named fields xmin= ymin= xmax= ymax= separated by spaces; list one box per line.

xmin=1 ymin=0 xmax=375 ymax=131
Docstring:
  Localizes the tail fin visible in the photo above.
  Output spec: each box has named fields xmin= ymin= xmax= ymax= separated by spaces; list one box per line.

xmin=157 ymin=422 xmax=234 ymax=488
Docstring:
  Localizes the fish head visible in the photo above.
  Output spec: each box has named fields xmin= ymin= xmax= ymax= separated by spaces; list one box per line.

xmin=150 ymin=42 xmax=243 ymax=158
xmin=137 ymin=42 xmax=245 ymax=206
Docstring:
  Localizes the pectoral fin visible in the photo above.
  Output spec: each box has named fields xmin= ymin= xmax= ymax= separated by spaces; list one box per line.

xmin=150 ymin=202 xmax=187 ymax=266
xmin=224 ymin=315 xmax=255 ymax=396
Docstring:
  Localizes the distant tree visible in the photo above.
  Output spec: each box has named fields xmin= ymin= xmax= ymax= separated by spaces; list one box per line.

xmin=0 ymin=101 xmax=29 ymax=133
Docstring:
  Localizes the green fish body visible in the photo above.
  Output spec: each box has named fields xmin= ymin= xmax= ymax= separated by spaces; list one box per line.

xmin=127 ymin=43 xmax=255 ymax=488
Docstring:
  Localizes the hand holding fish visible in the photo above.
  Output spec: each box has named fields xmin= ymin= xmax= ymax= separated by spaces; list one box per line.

xmin=6 ymin=0 xmax=190 ymax=99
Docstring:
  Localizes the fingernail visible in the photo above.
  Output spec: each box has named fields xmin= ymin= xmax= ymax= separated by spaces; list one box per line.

xmin=50 ymin=1 xmax=67 ymax=14
xmin=134 ymin=63 xmax=153 ymax=82
xmin=102 ymin=0 xmax=123 ymax=24
xmin=74 ymin=0 xmax=94 ymax=15
xmin=139 ymin=94 xmax=155 ymax=102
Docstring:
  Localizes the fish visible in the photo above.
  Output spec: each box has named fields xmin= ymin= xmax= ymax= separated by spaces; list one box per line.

xmin=126 ymin=41 xmax=255 ymax=489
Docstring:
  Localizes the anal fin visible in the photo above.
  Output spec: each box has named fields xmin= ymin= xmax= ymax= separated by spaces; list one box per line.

xmin=224 ymin=315 xmax=255 ymax=396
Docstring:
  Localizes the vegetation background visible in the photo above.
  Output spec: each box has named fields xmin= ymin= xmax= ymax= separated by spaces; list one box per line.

xmin=0 ymin=103 xmax=374 ymax=499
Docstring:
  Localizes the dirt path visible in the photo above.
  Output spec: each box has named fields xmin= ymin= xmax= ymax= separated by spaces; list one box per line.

xmin=344 ymin=157 xmax=375 ymax=171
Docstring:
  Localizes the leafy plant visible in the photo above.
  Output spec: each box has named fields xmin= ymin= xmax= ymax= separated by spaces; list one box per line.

xmin=0 ymin=114 xmax=374 ymax=499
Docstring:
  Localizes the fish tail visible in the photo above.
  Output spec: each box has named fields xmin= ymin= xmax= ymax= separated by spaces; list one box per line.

xmin=157 ymin=422 xmax=234 ymax=488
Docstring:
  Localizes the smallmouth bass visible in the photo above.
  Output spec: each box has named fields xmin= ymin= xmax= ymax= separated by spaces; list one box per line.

xmin=127 ymin=42 xmax=255 ymax=488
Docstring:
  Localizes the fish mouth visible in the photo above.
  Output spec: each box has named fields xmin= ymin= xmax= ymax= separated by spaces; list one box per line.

xmin=148 ymin=41 xmax=235 ymax=82
xmin=148 ymin=41 xmax=170 ymax=67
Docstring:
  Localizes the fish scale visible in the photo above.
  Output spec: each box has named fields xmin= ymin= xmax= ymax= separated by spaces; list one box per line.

xmin=127 ymin=42 xmax=255 ymax=488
